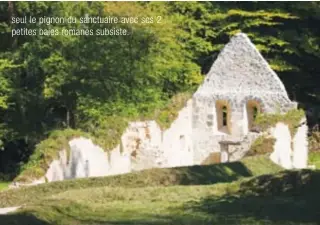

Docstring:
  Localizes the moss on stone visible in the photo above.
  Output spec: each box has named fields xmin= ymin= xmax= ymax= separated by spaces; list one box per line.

xmin=15 ymin=128 xmax=116 ymax=183
xmin=254 ymin=108 xmax=305 ymax=137
xmin=247 ymin=108 xmax=305 ymax=158
xmin=83 ymin=115 xmax=129 ymax=151
xmin=153 ymin=92 xmax=192 ymax=130
xmin=15 ymin=129 xmax=89 ymax=182
xmin=247 ymin=135 xmax=276 ymax=157
xmin=16 ymin=93 xmax=192 ymax=183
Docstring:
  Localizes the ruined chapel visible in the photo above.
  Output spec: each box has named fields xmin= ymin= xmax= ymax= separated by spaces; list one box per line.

xmin=18 ymin=33 xmax=308 ymax=185
xmin=192 ymin=33 xmax=298 ymax=164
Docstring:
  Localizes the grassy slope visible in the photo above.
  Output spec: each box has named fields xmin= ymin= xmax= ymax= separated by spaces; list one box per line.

xmin=6 ymin=170 xmax=319 ymax=225
xmin=0 ymin=155 xmax=280 ymax=207
xmin=0 ymin=182 xmax=9 ymax=192
xmin=1 ymin=170 xmax=320 ymax=225
xmin=309 ymin=151 xmax=320 ymax=169
xmin=2 ymin=155 xmax=320 ymax=225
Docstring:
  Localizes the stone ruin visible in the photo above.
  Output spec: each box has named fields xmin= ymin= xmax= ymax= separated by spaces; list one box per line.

xmin=192 ymin=33 xmax=298 ymax=164
xmin=14 ymin=33 xmax=309 ymax=186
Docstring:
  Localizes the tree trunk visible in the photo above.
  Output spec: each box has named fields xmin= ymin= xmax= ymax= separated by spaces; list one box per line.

xmin=66 ymin=109 xmax=70 ymax=128
xmin=8 ymin=1 xmax=17 ymax=49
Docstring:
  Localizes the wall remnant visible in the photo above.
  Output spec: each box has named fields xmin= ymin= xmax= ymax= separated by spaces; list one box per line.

xmin=13 ymin=33 xmax=309 ymax=186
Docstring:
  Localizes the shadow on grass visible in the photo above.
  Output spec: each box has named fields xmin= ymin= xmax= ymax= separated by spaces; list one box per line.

xmin=0 ymin=213 xmax=51 ymax=225
xmin=0 ymin=161 xmax=254 ymax=208
xmin=185 ymin=194 xmax=320 ymax=224
xmin=170 ymin=161 xmax=253 ymax=185
xmin=4 ymin=169 xmax=320 ymax=225
xmin=184 ymin=169 xmax=320 ymax=225
xmin=239 ymin=169 xmax=320 ymax=196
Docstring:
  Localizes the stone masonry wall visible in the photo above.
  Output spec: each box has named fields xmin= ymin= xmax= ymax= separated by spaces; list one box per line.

xmin=21 ymin=103 xmax=308 ymax=186
xmin=42 ymin=100 xmax=193 ymax=182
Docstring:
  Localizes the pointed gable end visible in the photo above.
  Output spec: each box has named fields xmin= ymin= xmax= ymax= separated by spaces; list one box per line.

xmin=197 ymin=33 xmax=289 ymax=98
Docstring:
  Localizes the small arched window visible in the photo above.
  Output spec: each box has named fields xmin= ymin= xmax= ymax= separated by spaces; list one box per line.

xmin=247 ymin=101 xmax=261 ymax=131
xmin=253 ymin=106 xmax=258 ymax=120
xmin=216 ymin=100 xmax=231 ymax=134
xmin=222 ymin=106 xmax=227 ymax=126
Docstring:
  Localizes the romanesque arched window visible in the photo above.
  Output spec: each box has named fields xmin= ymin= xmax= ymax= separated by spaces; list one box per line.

xmin=247 ymin=100 xmax=261 ymax=131
xmin=216 ymin=100 xmax=231 ymax=134
xmin=253 ymin=106 xmax=258 ymax=120
xmin=222 ymin=106 xmax=227 ymax=126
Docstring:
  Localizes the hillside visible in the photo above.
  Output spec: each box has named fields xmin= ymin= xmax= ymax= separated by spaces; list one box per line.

xmin=1 ymin=155 xmax=320 ymax=225
xmin=0 ymin=155 xmax=280 ymax=207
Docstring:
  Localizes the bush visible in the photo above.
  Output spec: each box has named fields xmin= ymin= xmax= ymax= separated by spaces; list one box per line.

xmin=0 ymin=172 xmax=11 ymax=182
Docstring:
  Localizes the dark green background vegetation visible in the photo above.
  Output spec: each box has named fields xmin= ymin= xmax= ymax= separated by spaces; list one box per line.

xmin=0 ymin=2 xmax=319 ymax=180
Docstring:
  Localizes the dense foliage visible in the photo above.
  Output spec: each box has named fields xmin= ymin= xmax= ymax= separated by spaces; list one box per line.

xmin=0 ymin=2 xmax=319 ymax=178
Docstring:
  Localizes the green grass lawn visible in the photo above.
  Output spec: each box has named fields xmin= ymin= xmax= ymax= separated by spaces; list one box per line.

xmin=309 ymin=151 xmax=320 ymax=169
xmin=1 ymin=155 xmax=320 ymax=225
xmin=0 ymin=155 xmax=281 ymax=208
xmin=0 ymin=182 xmax=9 ymax=192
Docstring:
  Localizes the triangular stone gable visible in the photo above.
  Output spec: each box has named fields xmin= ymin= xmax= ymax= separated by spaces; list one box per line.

xmin=196 ymin=33 xmax=289 ymax=97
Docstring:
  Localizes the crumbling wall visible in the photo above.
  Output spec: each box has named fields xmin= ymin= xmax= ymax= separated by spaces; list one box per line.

xmin=269 ymin=119 xmax=309 ymax=169
xmin=45 ymin=138 xmax=111 ymax=182
xmin=18 ymin=112 xmax=309 ymax=186
xmin=270 ymin=123 xmax=293 ymax=169
xmin=228 ymin=133 xmax=262 ymax=161
xmin=162 ymin=99 xmax=193 ymax=167
xmin=292 ymin=118 xmax=308 ymax=168
xmin=41 ymin=100 xmax=193 ymax=182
